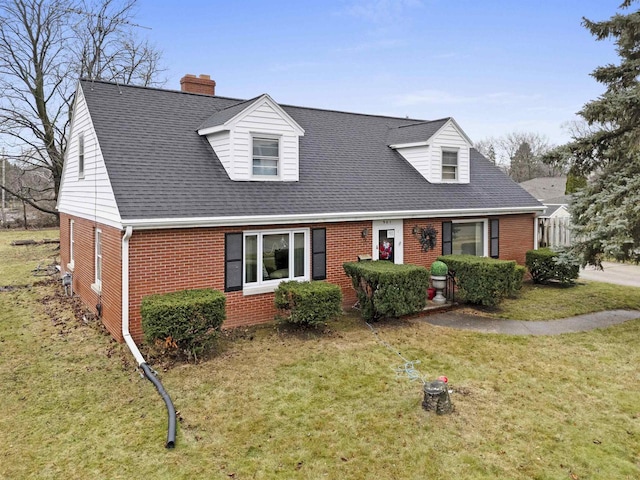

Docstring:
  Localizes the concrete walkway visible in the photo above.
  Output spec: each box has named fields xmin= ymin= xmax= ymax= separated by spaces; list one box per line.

xmin=579 ymin=261 xmax=640 ymax=288
xmin=422 ymin=309 xmax=640 ymax=335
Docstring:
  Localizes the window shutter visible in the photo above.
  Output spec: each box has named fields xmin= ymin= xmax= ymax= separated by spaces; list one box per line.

xmin=225 ymin=233 xmax=243 ymax=292
xmin=312 ymin=228 xmax=326 ymax=280
xmin=490 ymin=219 xmax=499 ymax=258
xmin=442 ymin=221 xmax=452 ymax=255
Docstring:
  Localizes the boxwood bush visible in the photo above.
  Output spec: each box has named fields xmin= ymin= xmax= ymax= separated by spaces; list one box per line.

xmin=526 ymin=248 xmax=580 ymax=285
xmin=437 ymin=255 xmax=523 ymax=306
xmin=141 ymin=288 xmax=226 ymax=360
xmin=343 ymin=261 xmax=430 ymax=321
xmin=274 ymin=280 xmax=343 ymax=326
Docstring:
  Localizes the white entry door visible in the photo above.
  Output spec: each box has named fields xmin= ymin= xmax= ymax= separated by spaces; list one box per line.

xmin=372 ymin=220 xmax=404 ymax=264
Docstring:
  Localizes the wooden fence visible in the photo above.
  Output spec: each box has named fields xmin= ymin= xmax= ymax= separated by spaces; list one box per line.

xmin=538 ymin=217 xmax=572 ymax=248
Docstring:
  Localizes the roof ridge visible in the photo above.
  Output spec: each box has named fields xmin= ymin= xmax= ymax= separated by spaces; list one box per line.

xmin=79 ymin=78 xmax=429 ymax=123
xmin=393 ymin=117 xmax=451 ymax=129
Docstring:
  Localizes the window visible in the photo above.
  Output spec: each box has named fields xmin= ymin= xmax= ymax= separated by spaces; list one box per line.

xmin=252 ymin=137 xmax=279 ymax=176
xmin=78 ymin=133 xmax=85 ymax=178
xmin=69 ymin=220 xmax=75 ymax=269
xmin=94 ymin=229 xmax=102 ymax=290
xmin=243 ymin=229 xmax=308 ymax=290
xmin=442 ymin=150 xmax=458 ymax=181
xmin=451 ymin=221 xmax=486 ymax=256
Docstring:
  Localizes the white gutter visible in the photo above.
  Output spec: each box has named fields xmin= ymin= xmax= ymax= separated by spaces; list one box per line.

xmin=123 ymin=205 xmax=546 ymax=231
xmin=121 ymin=225 xmax=145 ymax=365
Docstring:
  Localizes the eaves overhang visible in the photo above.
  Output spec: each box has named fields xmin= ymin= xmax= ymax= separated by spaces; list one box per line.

xmin=122 ymin=205 xmax=546 ymax=230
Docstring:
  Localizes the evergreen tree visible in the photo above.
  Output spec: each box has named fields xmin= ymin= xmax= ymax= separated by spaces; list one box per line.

xmin=547 ymin=0 xmax=640 ymax=266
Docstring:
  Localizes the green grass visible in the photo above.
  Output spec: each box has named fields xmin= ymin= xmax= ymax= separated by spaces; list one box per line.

xmin=1 ymin=228 xmax=639 ymax=479
xmin=472 ymin=281 xmax=640 ymax=321
xmin=0 ymin=228 xmax=59 ymax=285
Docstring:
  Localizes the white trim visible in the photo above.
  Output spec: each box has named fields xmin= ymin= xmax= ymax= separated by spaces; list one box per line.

xmin=372 ymin=219 xmax=404 ymax=264
xmin=94 ymin=228 xmax=102 ymax=290
xmin=197 ymin=94 xmax=305 ymax=137
xmin=242 ymin=228 xmax=310 ymax=293
xmin=69 ymin=219 xmax=75 ymax=270
xmin=389 ymin=141 xmax=429 ymax=149
xmin=451 ymin=218 xmax=489 ymax=257
xmin=121 ymin=206 xmax=544 ymax=230
xmin=251 ymin=134 xmax=281 ymax=180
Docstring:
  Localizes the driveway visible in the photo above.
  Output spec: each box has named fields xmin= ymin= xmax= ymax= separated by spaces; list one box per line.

xmin=579 ymin=261 xmax=640 ymax=288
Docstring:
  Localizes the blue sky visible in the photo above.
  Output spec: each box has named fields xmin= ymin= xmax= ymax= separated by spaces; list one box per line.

xmin=135 ymin=0 xmax=622 ymax=146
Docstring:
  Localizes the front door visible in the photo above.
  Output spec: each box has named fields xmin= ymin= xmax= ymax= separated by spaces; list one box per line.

xmin=372 ymin=220 xmax=403 ymax=264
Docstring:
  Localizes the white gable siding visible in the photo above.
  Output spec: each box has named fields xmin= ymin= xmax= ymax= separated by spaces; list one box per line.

xmin=205 ymin=99 xmax=301 ymax=181
xmin=206 ymin=131 xmax=232 ymax=173
xmin=430 ymin=122 xmax=471 ymax=184
xmin=56 ymin=86 xmax=121 ymax=228
xmin=394 ymin=145 xmax=433 ymax=182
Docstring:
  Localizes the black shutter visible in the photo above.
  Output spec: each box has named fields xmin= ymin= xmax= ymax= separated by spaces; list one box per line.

xmin=442 ymin=221 xmax=452 ymax=255
xmin=225 ymin=233 xmax=243 ymax=292
xmin=312 ymin=228 xmax=326 ymax=280
xmin=490 ymin=219 xmax=499 ymax=258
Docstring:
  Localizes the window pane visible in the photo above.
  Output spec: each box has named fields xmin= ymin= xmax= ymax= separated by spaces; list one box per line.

xmin=263 ymin=234 xmax=289 ymax=280
xmin=253 ymin=158 xmax=278 ymax=176
xmin=245 ymin=235 xmax=258 ymax=283
xmin=452 ymin=222 xmax=484 ymax=256
xmin=442 ymin=151 xmax=458 ymax=165
xmin=442 ymin=165 xmax=457 ymax=180
xmin=293 ymin=232 xmax=305 ymax=277
xmin=253 ymin=138 xmax=278 ymax=157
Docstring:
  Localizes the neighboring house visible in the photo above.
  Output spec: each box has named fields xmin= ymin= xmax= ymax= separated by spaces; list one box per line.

xmin=57 ymin=75 xmax=545 ymax=343
xmin=518 ymin=177 xmax=572 ymax=248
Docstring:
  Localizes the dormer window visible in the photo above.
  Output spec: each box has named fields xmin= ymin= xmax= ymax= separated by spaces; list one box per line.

xmin=442 ymin=150 xmax=458 ymax=181
xmin=252 ymin=136 xmax=279 ymax=177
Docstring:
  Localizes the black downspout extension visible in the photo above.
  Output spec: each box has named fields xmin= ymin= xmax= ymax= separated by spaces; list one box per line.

xmin=140 ymin=362 xmax=176 ymax=449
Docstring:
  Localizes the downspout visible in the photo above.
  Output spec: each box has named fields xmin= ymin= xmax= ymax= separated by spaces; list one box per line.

xmin=122 ymin=226 xmax=176 ymax=448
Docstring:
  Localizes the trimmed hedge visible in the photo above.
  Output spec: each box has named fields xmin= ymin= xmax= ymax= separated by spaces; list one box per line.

xmin=343 ymin=261 xmax=430 ymax=321
xmin=141 ymin=288 xmax=226 ymax=360
xmin=274 ymin=280 xmax=343 ymax=326
xmin=437 ymin=255 xmax=523 ymax=306
xmin=525 ymin=248 xmax=580 ymax=285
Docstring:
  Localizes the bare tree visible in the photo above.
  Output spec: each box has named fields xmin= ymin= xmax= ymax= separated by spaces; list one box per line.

xmin=475 ymin=131 xmax=558 ymax=181
xmin=0 ymin=0 xmax=164 ymax=216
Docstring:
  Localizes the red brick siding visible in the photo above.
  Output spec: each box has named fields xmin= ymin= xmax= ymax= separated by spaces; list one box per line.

xmin=61 ymin=213 xmax=534 ymax=344
xmin=59 ymin=214 xmax=123 ymax=340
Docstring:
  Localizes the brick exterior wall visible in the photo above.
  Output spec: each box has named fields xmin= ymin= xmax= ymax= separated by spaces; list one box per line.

xmin=61 ymin=213 xmax=535 ymax=344
xmin=59 ymin=214 xmax=123 ymax=340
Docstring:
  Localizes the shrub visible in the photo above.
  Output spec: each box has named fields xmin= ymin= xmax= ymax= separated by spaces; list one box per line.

xmin=510 ymin=265 xmax=526 ymax=295
xmin=141 ymin=288 xmax=226 ymax=361
xmin=430 ymin=260 xmax=449 ymax=276
xmin=343 ymin=261 xmax=430 ymax=321
xmin=526 ymin=248 xmax=580 ymax=285
xmin=274 ymin=281 xmax=343 ymax=326
xmin=437 ymin=255 xmax=520 ymax=306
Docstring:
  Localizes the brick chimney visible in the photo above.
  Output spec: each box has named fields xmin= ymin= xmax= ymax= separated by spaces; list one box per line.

xmin=180 ymin=74 xmax=216 ymax=95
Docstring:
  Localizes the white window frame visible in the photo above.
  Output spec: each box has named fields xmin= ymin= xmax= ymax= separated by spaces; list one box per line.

xmin=242 ymin=228 xmax=310 ymax=295
xmin=78 ymin=133 xmax=85 ymax=179
xmin=67 ymin=219 xmax=75 ymax=271
xmin=452 ymin=219 xmax=488 ymax=257
xmin=251 ymin=134 xmax=280 ymax=179
xmin=441 ymin=148 xmax=458 ymax=182
xmin=92 ymin=228 xmax=102 ymax=294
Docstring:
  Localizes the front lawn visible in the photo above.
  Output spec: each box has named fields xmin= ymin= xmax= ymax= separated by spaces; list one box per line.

xmin=1 ymin=229 xmax=639 ymax=479
xmin=472 ymin=281 xmax=640 ymax=321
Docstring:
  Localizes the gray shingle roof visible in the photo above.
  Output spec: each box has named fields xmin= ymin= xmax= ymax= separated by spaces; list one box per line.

xmin=80 ymin=80 xmax=542 ymax=221
xmin=197 ymin=96 xmax=260 ymax=131
xmin=519 ymin=176 xmax=567 ymax=201
xmin=386 ymin=118 xmax=449 ymax=146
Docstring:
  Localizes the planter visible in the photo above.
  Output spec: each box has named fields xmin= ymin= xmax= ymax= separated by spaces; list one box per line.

xmin=431 ymin=275 xmax=447 ymax=304
xmin=427 ymin=287 xmax=436 ymax=300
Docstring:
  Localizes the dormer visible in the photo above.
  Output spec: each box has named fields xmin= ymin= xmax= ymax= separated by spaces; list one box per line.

xmin=197 ymin=94 xmax=305 ymax=182
xmin=388 ymin=117 xmax=472 ymax=184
